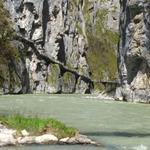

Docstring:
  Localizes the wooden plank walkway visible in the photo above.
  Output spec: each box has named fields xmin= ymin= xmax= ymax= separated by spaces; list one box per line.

xmin=92 ymin=80 xmax=119 ymax=92
xmin=92 ymin=80 xmax=119 ymax=85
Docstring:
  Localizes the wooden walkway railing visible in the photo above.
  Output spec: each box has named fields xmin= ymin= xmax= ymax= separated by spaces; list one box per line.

xmin=92 ymin=80 xmax=119 ymax=92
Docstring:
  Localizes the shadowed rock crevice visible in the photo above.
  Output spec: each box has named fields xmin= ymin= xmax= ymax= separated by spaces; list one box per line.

xmin=42 ymin=0 xmax=49 ymax=46
xmin=56 ymin=36 xmax=66 ymax=64
xmin=126 ymin=57 xmax=143 ymax=84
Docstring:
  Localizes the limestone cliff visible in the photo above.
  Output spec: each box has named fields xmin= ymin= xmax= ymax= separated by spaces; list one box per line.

xmin=3 ymin=0 xmax=150 ymax=103
xmin=116 ymin=0 xmax=150 ymax=102
xmin=0 ymin=0 xmax=119 ymax=94
xmin=3 ymin=0 xmax=91 ymax=94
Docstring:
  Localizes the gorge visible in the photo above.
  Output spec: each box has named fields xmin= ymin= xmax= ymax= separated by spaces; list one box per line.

xmin=0 ymin=0 xmax=150 ymax=103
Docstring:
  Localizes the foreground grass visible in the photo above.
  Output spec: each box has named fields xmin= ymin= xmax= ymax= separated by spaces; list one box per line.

xmin=0 ymin=115 xmax=77 ymax=138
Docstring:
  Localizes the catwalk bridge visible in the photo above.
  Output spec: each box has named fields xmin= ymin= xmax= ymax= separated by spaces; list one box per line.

xmin=92 ymin=80 xmax=119 ymax=92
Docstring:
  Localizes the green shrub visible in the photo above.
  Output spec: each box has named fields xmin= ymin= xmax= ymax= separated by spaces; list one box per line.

xmin=0 ymin=0 xmax=20 ymax=87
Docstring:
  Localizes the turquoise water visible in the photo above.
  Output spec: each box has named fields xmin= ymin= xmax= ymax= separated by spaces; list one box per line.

xmin=0 ymin=94 xmax=150 ymax=150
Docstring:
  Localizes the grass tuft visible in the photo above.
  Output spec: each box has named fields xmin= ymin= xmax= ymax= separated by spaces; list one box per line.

xmin=0 ymin=115 xmax=77 ymax=138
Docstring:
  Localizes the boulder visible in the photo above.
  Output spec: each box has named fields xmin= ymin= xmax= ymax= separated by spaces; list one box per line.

xmin=0 ymin=133 xmax=16 ymax=146
xmin=35 ymin=134 xmax=58 ymax=144
xmin=59 ymin=137 xmax=70 ymax=143
xmin=65 ymin=134 xmax=100 ymax=146
xmin=21 ymin=129 xmax=29 ymax=137
xmin=17 ymin=136 xmax=35 ymax=144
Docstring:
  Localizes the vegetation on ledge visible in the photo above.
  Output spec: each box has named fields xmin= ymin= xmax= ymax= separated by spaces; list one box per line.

xmin=0 ymin=0 xmax=19 ymax=61
xmin=0 ymin=0 xmax=21 ymax=89
xmin=0 ymin=115 xmax=77 ymax=138
xmin=86 ymin=8 xmax=118 ymax=90
xmin=68 ymin=0 xmax=119 ymax=90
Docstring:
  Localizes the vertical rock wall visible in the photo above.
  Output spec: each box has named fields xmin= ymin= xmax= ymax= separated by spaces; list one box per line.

xmin=1 ymin=0 xmax=119 ymax=94
xmin=3 ymin=0 xmax=93 ymax=94
xmin=116 ymin=0 xmax=150 ymax=102
xmin=3 ymin=0 xmax=150 ymax=102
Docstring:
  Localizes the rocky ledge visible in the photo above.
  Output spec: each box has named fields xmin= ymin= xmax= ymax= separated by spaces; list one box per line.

xmin=0 ymin=124 xmax=99 ymax=147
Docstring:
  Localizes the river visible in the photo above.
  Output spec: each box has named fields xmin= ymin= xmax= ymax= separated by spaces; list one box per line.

xmin=0 ymin=94 xmax=149 ymax=150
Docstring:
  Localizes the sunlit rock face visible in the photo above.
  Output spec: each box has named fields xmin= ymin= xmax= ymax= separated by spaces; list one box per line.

xmin=4 ymin=0 xmax=93 ymax=94
xmin=116 ymin=0 xmax=150 ymax=102
xmin=0 ymin=0 xmax=120 ymax=94
xmin=2 ymin=0 xmax=120 ymax=94
xmin=100 ymin=0 xmax=120 ymax=32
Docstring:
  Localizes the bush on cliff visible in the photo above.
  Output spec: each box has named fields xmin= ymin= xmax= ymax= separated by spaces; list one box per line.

xmin=0 ymin=0 xmax=19 ymax=87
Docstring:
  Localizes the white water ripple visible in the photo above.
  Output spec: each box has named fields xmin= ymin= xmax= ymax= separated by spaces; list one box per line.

xmin=132 ymin=145 xmax=148 ymax=150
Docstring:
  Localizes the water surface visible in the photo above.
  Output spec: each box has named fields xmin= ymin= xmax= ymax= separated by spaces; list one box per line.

xmin=0 ymin=94 xmax=149 ymax=150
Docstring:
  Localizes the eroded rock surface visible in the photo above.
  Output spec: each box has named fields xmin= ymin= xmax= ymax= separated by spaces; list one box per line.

xmin=0 ymin=124 xmax=99 ymax=146
xmin=0 ymin=124 xmax=17 ymax=146
xmin=0 ymin=0 xmax=120 ymax=94
xmin=116 ymin=0 xmax=150 ymax=102
xmin=3 ymin=0 xmax=94 ymax=94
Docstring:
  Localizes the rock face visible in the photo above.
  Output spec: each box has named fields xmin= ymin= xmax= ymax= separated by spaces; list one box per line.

xmin=116 ymin=0 xmax=150 ymax=102
xmin=100 ymin=0 xmax=120 ymax=32
xmin=2 ymin=0 xmax=150 ymax=102
xmin=0 ymin=0 xmax=119 ymax=94
xmin=3 ymin=0 xmax=92 ymax=94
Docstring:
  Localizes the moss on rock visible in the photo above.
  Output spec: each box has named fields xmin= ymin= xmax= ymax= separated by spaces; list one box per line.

xmin=47 ymin=64 xmax=60 ymax=86
xmin=67 ymin=1 xmax=119 ymax=91
xmin=62 ymin=72 xmax=76 ymax=93
xmin=86 ymin=8 xmax=118 ymax=90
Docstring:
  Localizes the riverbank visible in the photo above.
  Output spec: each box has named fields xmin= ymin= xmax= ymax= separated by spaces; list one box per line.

xmin=0 ymin=115 xmax=99 ymax=147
